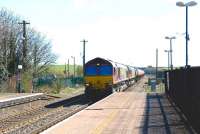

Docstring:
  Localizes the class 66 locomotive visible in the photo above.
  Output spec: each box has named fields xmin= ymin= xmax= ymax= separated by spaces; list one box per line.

xmin=84 ymin=57 xmax=144 ymax=99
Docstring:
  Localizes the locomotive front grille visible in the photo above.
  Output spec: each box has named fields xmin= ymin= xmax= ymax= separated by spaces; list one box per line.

xmin=85 ymin=76 xmax=113 ymax=90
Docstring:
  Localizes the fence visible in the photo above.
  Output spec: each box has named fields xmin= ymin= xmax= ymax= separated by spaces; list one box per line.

xmin=34 ymin=75 xmax=84 ymax=88
xmin=165 ymin=67 xmax=200 ymax=133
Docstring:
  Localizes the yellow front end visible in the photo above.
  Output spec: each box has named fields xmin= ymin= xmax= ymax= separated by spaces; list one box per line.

xmin=85 ymin=76 xmax=113 ymax=91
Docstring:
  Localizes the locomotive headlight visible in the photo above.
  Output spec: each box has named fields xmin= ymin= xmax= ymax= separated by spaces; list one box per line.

xmin=85 ymin=83 xmax=89 ymax=86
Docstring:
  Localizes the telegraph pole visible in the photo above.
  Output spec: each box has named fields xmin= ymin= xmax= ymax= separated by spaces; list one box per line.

xmin=80 ymin=39 xmax=88 ymax=76
xmin=156 ymin=48 xmax=158 ymax=84
xmin=67 ymin=59 xmax=69 ymax=78
xmin=64 ymin=62 xmax=67 ymax=77
xmin=165 ymin=36 xmax=176 ymax=70
xmin=18 ymin=20 xmax=30 ymax=70
xmin=71 ymin=56 xmax=76 ymax=78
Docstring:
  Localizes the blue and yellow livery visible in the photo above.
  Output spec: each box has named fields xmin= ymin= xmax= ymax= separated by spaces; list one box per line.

xmin=84 ymin=57 xmax=144 ymax=98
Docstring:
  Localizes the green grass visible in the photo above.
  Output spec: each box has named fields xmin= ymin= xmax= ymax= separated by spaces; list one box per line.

xmin=48 ymin=65 xmax=73 ymax=75
xmin=48 ymin=87 xmax=84 ymax=98
xmin=17 ymin=64 xmax=83 ymax=93
xmin=145 ymin=83 xmax=165 ymax=93
xmin=48 ymin=65 xmax=83 ymax=76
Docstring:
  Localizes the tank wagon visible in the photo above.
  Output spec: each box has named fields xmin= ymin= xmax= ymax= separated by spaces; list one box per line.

xmin=84 ymin=57 xmax=144 ymax=98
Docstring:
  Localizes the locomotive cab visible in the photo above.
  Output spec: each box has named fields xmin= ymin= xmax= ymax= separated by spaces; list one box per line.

xmin=84 ymin=57 xmax=145 ymax=99
xmin=84 ymin=57 xmax=113 ymax=98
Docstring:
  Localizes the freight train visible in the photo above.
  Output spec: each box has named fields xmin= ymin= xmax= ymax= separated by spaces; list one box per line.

xmin=84 ymin=57 xmax=144 ymax=98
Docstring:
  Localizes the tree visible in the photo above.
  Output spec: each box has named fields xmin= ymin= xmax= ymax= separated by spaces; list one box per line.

xmin=0 ymin=8 xmax=57 ymax=85
xmin=76 ymin=65 xmax=83 ymax=77
xmin=27 ymin=30 xmax=57 ymax=77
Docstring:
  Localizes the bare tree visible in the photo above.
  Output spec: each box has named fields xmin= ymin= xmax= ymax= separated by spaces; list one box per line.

xmin=0 ymin=8 xmax=57 ymax=84
xmin=28 ymin=30 xmax=57 ymax=77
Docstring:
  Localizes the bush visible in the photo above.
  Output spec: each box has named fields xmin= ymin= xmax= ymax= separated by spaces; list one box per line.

xmin=0 ymin=66 xmax=8 ymax=83
xmin=51 ymin=79 xmax=62 ymax=94
xmin=22 ymin=71 xmax=33 ymax=93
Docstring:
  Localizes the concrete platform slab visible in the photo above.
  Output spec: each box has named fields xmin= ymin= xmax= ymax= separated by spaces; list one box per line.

xmin=41 ymin=79 xmax=195 ymax=134
xmin=0 ymin=93 xmax=43 ymax=102
xmin=0 ymin=93 xmax=44 ymax=108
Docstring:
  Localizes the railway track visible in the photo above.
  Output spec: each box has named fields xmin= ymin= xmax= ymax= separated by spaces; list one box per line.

xmin=124 ymin=77 xmax=147 ymax=92
xmin=0 ymin=95 xmax=58 ymax=122
xmin=0 ymin=94 xmax=91 ymax=134
xmin=0 ymin=79 xmax=146 ymax=134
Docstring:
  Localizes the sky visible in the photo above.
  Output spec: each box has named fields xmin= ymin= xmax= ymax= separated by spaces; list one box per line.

xmin=0 ymin=0 xmax=200 ymax=67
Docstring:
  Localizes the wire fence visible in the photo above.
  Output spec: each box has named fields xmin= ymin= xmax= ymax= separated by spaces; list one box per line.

xmin=34 ymin=76 xmax=84 ymax=88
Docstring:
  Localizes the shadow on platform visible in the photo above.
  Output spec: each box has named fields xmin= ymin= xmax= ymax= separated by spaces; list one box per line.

xmin=139 ymin=93 xmax=195 ymax=134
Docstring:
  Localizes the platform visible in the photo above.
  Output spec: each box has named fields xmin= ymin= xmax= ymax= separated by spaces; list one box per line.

xmin=41 ymin=85 xmax=195 ymax=134
xmin=0 ymin=93 xmax=44 ymax=108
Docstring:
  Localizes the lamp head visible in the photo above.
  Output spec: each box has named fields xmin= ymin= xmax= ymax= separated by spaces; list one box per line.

xmin=18 ymin=65 xmax=23 ymax=69
xmin=171 ymin=36 xmax=176 ymax=39
xmin=165 ymin=36 xmax=176 ymax=39
xmin=186 ymin=1 xmax=197 ymax=7
xmin=176 ymin=1 xmax=197 ymax=7
xmin=176 ymin=1 xmax=185 ymax=7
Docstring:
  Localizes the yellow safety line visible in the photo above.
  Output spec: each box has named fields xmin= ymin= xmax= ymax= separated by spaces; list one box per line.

xmin=91 ymin=109 xmax=119 ymax=134
xmin=91 ymin=94 xmax=130 ymax=134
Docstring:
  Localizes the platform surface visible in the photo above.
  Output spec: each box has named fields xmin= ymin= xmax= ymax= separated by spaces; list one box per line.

xmin=42 ymin=81 xmax=195 ymax=134
xmin=0 ymin=93 xmax=43 ymax=102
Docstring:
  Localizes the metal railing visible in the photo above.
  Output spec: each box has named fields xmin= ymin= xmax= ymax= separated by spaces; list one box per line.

xmin=165 ymin=67 xmax=200 ymax=133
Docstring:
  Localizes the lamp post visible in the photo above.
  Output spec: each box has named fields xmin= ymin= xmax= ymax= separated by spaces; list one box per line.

xmin=164 ymin=50 xmax=170 ymax=71
xmin=16 ymin=37 xmax=25 ymax=93
xmin=17 ymin=65 xmax=22 ymax=93
xmin=81 ymin=39 xmax=88 ymax=76
xmin=67 ymin=59 xmax=69 ymax=78
xmin=176 ymin=1 xmax=197 ymax=67
xmin=165 ymin=36 xmax=176 ymax=70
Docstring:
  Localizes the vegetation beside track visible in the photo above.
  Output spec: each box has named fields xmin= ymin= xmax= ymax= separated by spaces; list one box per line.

xmin=1 ymin=64 xmax=84 ymax=94
xmin=48 ymin=65 xmax=83 ymax=77
xmin=47 ymin=87 xmax=84 ymax=98
xmin=145 ymin=82 xmax=165 ymax=93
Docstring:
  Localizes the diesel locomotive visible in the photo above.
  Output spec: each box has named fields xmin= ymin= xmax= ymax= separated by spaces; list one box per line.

xmin=84 ymin=57 xmax=144 ymax=98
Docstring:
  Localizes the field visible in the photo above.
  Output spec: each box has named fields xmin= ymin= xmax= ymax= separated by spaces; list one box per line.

xmin=48 ymin=65 xmax=83 ymax=76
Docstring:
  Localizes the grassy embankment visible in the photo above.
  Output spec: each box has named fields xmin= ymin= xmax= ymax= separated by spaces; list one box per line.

xmin=37 ymin=64 xmax=84 ymax=96
xmin=10 ymin=64 xmax=82 ymax=94
xmin=48 ymin=64 xmax=83 ymax=77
